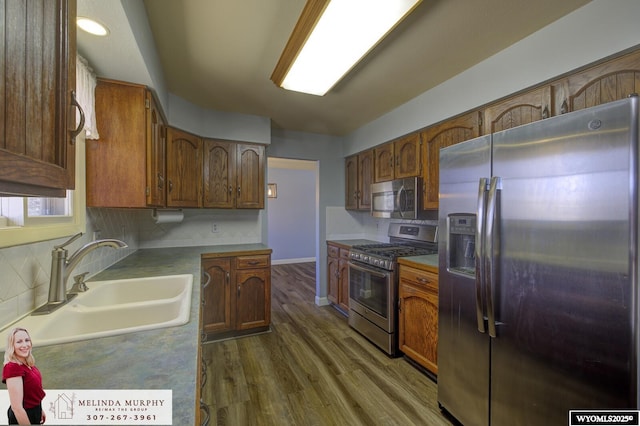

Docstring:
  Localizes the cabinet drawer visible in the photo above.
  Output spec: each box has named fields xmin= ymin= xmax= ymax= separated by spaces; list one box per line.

xmin=327 ymin=244 xmax=339 ymax=258
xmin=339 ymin=248 xmax=350 ymax=259
xmin=236 ymin=254 xmax=270 ymax=269
xmin=399 ymin=265 xmax=438 ymax=292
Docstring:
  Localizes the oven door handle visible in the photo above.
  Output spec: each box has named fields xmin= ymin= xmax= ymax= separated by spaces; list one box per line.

xmin=348 ymin=261 xmax=390 ymax=279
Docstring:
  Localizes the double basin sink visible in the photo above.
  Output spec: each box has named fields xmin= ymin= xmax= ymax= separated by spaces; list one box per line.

xmin=4 ymin=274 xmax=193 ymax=347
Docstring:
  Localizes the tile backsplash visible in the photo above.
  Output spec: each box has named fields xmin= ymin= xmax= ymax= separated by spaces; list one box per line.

xmin=0 ymin=208 xmax=139 ymax=329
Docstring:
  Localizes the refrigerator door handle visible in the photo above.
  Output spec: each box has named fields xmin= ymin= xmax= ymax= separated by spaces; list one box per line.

xmin=475 ymin=178 xmax=488 ymax=333
xmin=485 ymin=176 xmax=501 ymax=338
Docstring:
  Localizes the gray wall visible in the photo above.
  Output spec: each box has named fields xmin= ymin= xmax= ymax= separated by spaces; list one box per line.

xmin=267 ymin=130 xmax=343 ymax=305
xmin=267 ymin=166 xmax=316 ymax=263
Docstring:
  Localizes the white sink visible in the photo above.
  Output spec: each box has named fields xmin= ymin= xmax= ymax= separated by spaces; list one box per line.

xmin=3 ymin=274 xmax=193 ymax=347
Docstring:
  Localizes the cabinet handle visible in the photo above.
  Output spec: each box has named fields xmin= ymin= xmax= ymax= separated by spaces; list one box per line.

xmin=169 ymin=180 xmax=173 ymax=193
xmin=158 ymin=174 xmax=164 ymax=189
xmin=226 ymin=271 xmax=230 ymax=283
xmin=417 ymin=277 xmax=431 ymax=285
xmin=237 ymin=186 xmax=241 ymax=196
xmin=248 ymin=260 xmax=259 ymax=266
xmin=237 ymin=285 xmax=241 ymax=297
xmin=70 ymin=90 xmax=85 ymax=143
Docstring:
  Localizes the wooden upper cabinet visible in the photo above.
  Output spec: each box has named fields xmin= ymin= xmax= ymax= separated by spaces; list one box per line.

xmin=88 ymin=79 xmax=166 ymax=208
xmin=374 ymin=133 xmax=421 ymax=182
xmin=344 ymin=154 xmax=359 ymax=210
xmin=0 ymin=0 xmax=77 ymax=197
xmin=394 ymin=133 xmax=421 ymax=179
xmin=374 ymin=143 xmax=394 ymax=182
xmin=167 ymin=127 xmax=203 ymax=208
xmin=345 ymin=151 xmax=373 ymax=211
xmin=422 ymin=111 xmax=481 ymax=210
xmin=236 ymin=143 xmax=265 ymax=209
xmin=203 ymin=139 xmax=235 ymax=208
xmin=146 ymin=94 xmax=166 ymax=207
xmin=357 ymin=150 xmax=373 ymax=210
xmin=482 ymin=86 xmax=552 ymax=135
xmin=203 ymin=139 xmax=264 ymax=209
xmin=553 ymin=49 xmax=640 ymax=114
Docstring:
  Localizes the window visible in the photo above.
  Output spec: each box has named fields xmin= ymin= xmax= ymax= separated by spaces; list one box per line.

xmin=0 ymin=138 xmax=86 ymax=248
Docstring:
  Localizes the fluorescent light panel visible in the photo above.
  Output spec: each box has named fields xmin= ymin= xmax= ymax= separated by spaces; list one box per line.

xmin=272 ymin=0 xmax=421 ymax=96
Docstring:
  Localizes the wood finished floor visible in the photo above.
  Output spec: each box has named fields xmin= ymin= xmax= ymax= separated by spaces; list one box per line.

xmin=201 ymin=262 xmax=454 ymax=426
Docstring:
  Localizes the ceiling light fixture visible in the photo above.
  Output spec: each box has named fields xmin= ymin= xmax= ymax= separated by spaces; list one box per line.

xmin=77 ymin=17 xmax=110 ymax=37
xmin=271 ymin=0 xmax=422 ymax=96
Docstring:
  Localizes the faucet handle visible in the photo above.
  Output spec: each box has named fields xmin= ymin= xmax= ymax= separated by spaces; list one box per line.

xmin=70 ymin=272 xmax=89 ymax=293
xmin=55 ymin=232 xmax=83 ymax=250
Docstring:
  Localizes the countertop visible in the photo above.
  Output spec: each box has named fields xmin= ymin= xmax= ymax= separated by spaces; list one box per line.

xmin=1 ymin=244 xmax=270 ymax=426
xmin=398 ymin=253 xmax=439 ymax=273
xmin=327 ymin=239 xmax=382 ymax=248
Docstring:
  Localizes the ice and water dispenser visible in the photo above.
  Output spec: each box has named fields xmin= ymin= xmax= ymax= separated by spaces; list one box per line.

xmin=448 ymin=214 xmax=476 ymax=276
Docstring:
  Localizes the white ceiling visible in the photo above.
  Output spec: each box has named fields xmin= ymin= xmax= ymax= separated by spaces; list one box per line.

xmin=77 ymin=0 xmax=590 ymax=136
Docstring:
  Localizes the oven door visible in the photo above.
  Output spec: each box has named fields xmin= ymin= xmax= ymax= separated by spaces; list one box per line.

xmin=348 ymin=261 xmax=394 ymax=332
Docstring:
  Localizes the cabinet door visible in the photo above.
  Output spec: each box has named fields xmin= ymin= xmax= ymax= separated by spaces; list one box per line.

xmin=555 ymin=49 xmax=640 ymax=114
xmin=235 ymin=268 xmax=271 ymax=330
xmin=203 ymin=139 xmax=235 ymax=208
xmin=357 ymin=150 xmax=373 ymax=210
xmin=394 ymin=133 xmax=421 ymax=179
xmin=399 ymin=281 xmax=438 ymax=374
xmin=338 ymin=257 xmax=350 ymax=312
xmin=482 ymin=86 xmax=551 ymax=135
xmin=374 ymin=143 xmax=394 ymax=182
xmin=327 ymin=245 xmax=339 ymax=305
xmin=0 ymin=0 xmax=76 ymax=197
xmin=146 ymin=92 xmax=166 ymax=207
xmin=236 ymin=143 xmax=265 ymax=209
xmin=202 ymin=257 xmax=234 ymax=334
xmin=167 ymin=127 xmax=202 ymax=207
xmin=422 ymin=111 xmax=481 ymax=209
xmin=88 ymin=79 xmax=148 ymax=207
xmin=344 ymin=155 xmax=359 ymax=210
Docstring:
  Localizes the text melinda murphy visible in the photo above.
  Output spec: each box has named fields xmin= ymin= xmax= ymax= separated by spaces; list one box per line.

xmin=0 ymin=389 xmax=172 ymax=425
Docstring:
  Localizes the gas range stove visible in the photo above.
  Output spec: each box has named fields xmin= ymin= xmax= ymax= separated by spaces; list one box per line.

xmin=349 ymin=223 xmax=438 ymax=270
xmin=349 ymin=243 xmax=436 ymax=270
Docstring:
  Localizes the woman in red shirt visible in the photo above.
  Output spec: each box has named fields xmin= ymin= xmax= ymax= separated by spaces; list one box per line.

xmin=3 ymin=328 xmax=45 ymax=425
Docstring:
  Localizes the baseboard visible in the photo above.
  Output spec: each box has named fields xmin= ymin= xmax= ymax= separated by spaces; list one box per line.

xmin=271 ymin=257 xmax=315 ymax=265
xmin=315 ymin=296 xmax=330 ymax=306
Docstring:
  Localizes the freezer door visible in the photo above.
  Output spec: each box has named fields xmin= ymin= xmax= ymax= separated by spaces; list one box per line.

xmin=490 ymin=98 xmax=636 ymax=425
xmin=438 ymin=135 xmax=491 ymax=426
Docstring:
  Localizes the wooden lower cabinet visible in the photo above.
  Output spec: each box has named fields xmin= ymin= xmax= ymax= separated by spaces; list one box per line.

xmin=327 ymin=242 xmax=350 ymax=314
xmin=201 ymin=250 xmax=271 ymax=340
xmin=398 ymin=263 xmax=438 ymax=375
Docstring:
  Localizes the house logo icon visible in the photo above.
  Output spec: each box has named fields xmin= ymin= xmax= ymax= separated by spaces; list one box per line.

xmin=50 ymin=392 xmax=75 ymax=420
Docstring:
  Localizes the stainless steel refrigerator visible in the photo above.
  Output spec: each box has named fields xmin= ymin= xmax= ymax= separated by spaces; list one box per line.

xmin=437 ymin=96 xmax=638 ymax=426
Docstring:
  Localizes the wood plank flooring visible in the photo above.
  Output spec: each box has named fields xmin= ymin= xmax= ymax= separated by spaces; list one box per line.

xmin=201 ymin=262 xmax=454 ymax=425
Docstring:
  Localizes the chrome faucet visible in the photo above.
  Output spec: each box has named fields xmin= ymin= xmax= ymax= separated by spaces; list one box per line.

xmin=32 ymin=232 xmax=128 ymax=315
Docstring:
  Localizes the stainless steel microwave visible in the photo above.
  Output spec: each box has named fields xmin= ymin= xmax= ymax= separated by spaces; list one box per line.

xmin=371 ymin=177 xmax=424 ymax=219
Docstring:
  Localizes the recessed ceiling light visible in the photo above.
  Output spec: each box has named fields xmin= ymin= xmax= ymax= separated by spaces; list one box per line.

xmin=77 ymin=17 xmax=110 ymax=36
